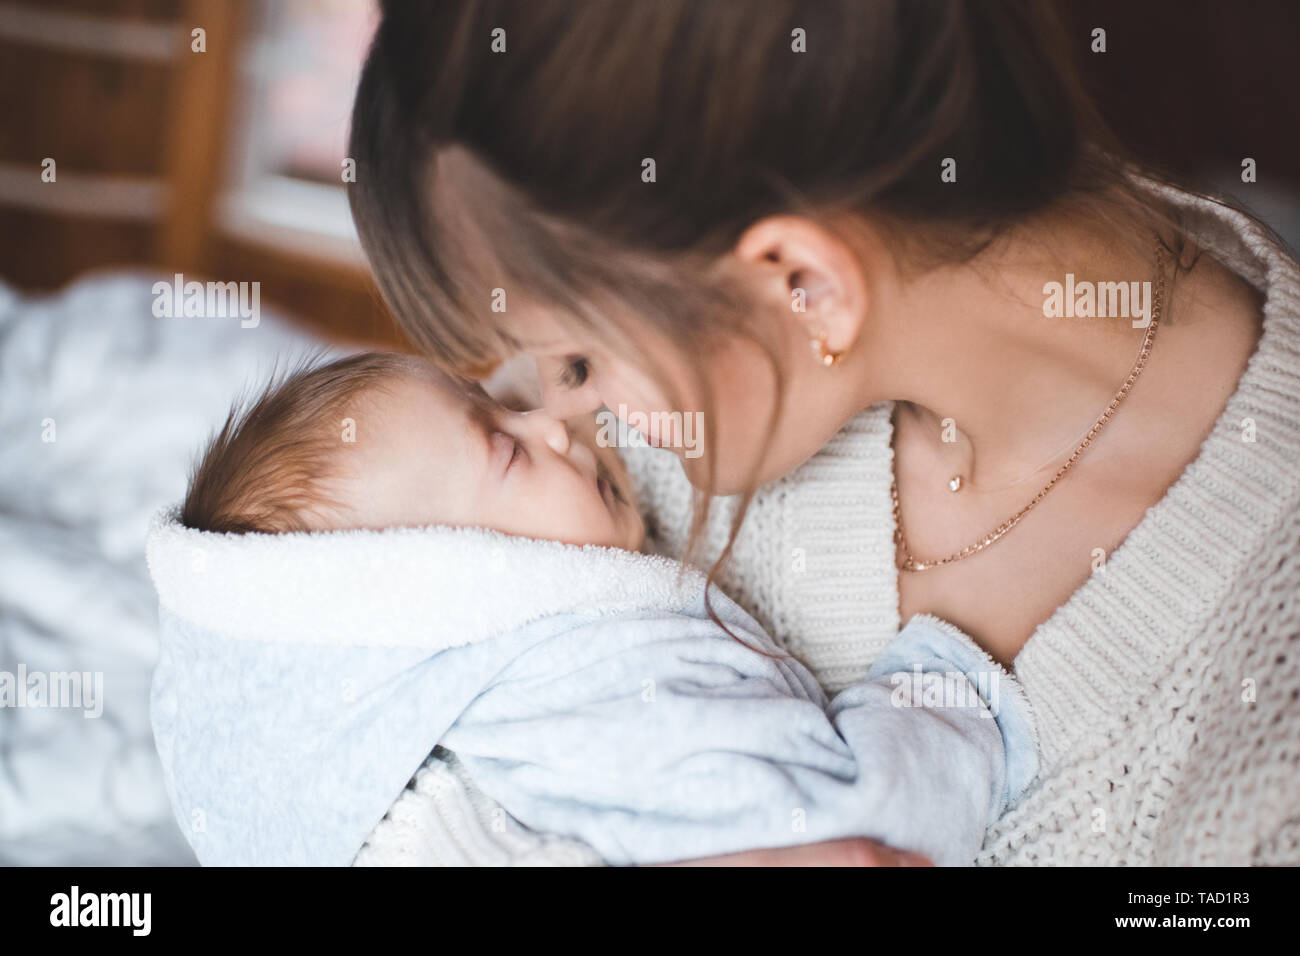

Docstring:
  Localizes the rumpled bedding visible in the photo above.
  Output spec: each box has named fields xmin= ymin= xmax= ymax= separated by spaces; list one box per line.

xmin=0 ymin=271 xmax=328 ymax=864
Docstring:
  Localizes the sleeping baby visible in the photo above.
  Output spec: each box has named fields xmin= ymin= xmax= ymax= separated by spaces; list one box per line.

xmin=146 ymin=351 xmax=1038 ymax=867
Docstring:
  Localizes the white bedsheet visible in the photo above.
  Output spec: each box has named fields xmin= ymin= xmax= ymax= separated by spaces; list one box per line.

xmin=0 ymin=271 xmax=331 ymax=864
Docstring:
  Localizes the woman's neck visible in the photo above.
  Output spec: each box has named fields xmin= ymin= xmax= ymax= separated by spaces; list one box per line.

xmin=864 ymin=219 xmax=1177 ymax=488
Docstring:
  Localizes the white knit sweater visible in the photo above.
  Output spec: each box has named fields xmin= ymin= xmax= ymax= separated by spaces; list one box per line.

xmin=356 ymin=191 xmax=1300 ymax=867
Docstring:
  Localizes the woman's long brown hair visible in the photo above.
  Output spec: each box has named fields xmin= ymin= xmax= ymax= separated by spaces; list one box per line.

xmin=347 ymin=0 xmax=1257 ymax=648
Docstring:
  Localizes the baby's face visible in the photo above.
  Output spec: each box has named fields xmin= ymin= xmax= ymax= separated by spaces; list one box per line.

xmin=329 ymin=368 xmax=645 ymax=551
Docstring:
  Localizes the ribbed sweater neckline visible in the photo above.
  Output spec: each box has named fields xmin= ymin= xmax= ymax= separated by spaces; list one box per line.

xmin=999 ymin=197 xmax=1300 ymax=768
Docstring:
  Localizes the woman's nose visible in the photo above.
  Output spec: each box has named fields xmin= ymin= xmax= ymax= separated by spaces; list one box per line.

xmin=515 ymin=409 xmax=571 ymax=455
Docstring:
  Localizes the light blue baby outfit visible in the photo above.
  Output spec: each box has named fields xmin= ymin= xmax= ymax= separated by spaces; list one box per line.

xmin=147 ymin=515 xmax=1037 ymax=866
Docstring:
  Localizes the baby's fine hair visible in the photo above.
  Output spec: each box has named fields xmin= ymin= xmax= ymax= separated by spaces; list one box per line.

xmin=181 ymin=351 xmax=416 ymax=534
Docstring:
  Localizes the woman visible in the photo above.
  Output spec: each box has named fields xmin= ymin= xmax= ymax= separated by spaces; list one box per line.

xmin=348 ymin=0 xmax=1300 ymax=865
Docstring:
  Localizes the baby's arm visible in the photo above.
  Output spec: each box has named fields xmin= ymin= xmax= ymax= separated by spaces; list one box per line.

xmin=821 ymin=614 xmax=1039 ymax=863
xmin=440 ymin=608 xmax=1036 ymax=866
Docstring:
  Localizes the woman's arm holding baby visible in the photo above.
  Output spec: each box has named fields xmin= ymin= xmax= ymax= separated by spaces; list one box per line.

xmin=665 ymin=838 xmax=933 ymax=867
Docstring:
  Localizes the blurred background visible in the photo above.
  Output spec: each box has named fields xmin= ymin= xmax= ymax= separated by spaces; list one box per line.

xmin=1 ymin=0 xmax=1298 ymax=330
xmin=0 ymin=0 xmax=397 ymax=344
xmin=0 ymin=0 xmax=1297 ymax=866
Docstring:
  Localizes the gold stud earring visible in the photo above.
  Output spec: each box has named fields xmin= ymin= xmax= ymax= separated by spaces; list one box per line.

xmin=810 ymin=333 xmax=843 ymax=368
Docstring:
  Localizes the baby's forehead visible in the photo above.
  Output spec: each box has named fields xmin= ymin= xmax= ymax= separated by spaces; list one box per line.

xmin=374 ymin=360 xmax=497 ymax=429
xmin=410 ymin=361 xmax=493 ymax=409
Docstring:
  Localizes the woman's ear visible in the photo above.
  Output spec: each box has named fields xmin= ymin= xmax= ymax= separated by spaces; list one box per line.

xmin=733 ymin=216 xmax=870 ymax=358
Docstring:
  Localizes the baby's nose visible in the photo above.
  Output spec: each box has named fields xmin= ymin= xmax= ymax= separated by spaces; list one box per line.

xmin=517 ymin=410 xmax=570 ymax=455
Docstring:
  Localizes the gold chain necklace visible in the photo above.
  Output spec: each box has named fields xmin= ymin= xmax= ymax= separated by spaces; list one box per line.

xmin=892 ymin=241 xmax=1167 ymax=573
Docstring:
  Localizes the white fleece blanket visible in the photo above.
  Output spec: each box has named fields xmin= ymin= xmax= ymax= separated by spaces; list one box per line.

xmin=148 ymin=512 xmax=1038 ymax=867
xmin=0 ymin=272 xmax=329 ymax=864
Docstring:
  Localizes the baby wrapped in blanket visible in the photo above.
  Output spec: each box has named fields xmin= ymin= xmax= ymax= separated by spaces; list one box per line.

xmin=148 ymin=353 xmax=1037 ymax=867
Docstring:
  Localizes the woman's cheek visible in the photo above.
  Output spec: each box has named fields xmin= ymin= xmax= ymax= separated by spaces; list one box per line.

xmin=599 ymin=384 xmax=669 ymax=447
xmin=677 ymin=357 xmax=780 ymax=494
xmin=609 ymin=354 xmax=698 ymax=434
